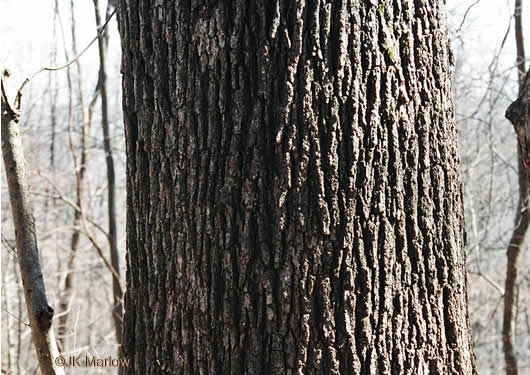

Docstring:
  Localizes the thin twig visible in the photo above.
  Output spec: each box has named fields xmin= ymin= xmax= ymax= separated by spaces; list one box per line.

xmin=456 ymin=0 xmax=483 ymax=34
xmin=29 ymin=189 xmax=110 ymax=242
xmin=13 ymin=9 xmax=116 ymax=110
xmin=1 ymin=307 xmax=30 ymax=327
xmin=1 ymin=234 xmax=18 ymax=259
xmin=469 ymin=270 xmax=505 ymax=295
xmin=33 ymin=174 xmax=122 ymax=292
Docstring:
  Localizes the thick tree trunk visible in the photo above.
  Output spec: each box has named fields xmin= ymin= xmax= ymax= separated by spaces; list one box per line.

xmin=117 ymin=1 xmax=476 ymax=374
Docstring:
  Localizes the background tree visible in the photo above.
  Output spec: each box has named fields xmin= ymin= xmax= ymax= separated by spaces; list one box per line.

xmin=93 ymin=0 xmax=123 ymax=349
xmin=117 ymin=1 xmax=476 ymax=374
xmin=1 ymin=1 xmax=125 ymax=372
xmin=502 ymin=1 xmax=528 ymax=374
xmin=56 ymin=0 xmax=95 ymax=350
xmin=448 ymin=0 xmax=530 ymax=372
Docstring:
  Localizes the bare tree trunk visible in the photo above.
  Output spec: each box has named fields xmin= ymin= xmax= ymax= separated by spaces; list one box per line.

xmin=117 ymin=1 xmax=477 ymax=373
xmin=15 ymin=259 xmax=23 ymax=375
xmin=46 ymin=2 xmax=58 ymax=208
xmin=51 ymin=0 xmax=77 ymax=349
xmin=2 ymin=253 xmax=12 ymax=371
xmin=48 ymin=15 xmax=60 ymax=291
xmin=94 ymin=0 xmax=123 ymax=349
xmin=56 ymin=0 xmax=98 ymax=351
xmin=503 ymin=1 xmax=528 ymax=374
xmin=1 ymin=72 xmax=64 ymax=375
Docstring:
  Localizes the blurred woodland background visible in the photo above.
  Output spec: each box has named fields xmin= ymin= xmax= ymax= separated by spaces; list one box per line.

xmin=1 ymin=0 xmax=529 ymax=373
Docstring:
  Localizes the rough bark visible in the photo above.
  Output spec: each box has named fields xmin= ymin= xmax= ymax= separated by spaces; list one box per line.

xmin=94 ymin=0 xmax=123 ymax=349
xmin=1 ymin=73 xmax=64 ymax=375
xmin=503 ymin=1 xmax=528 ymax=374
xmin=118 ymin=1 xmax=476 ymax=374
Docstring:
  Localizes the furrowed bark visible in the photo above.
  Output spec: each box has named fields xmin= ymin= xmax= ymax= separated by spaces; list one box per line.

xmin=118 ymin=1 xmax=477 ymax=373
xmin=1 ymin=74 xmax=64 ymax=375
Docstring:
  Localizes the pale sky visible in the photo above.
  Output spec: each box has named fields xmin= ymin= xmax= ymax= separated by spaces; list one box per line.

xmin=448 ymin=0 xmax=529 ymax=69
xmin=1 ymin=0 xmax=120 ymax=99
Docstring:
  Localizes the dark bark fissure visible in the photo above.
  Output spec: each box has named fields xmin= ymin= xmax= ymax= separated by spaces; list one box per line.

xmin=117 ymin=1 xmax=476 ymax=374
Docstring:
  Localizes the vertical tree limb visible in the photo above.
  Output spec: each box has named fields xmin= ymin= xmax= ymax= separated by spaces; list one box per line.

xmin=57 ymin=0 xmax=98 ymax=351
xmin=503 ymin=1 xmax=529 ymax=374
xmin=93 ymin=0 xmax=123 ymax=350
xmin=1 ymin=252 xmax=13 ymax=370
xmin=1 ymin=71 xmax=64 ymax=375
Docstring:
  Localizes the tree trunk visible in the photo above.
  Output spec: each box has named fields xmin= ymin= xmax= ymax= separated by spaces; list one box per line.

xmin=117 ymin=2 xmax=477 ymax=374
xmin=94 ymin=0 xmax=123 ymax=349
xmin=1 ymin=73 xmax=64 ymax=375
xmin=57 ymin=0 xmax=94 ymax=351
xmin=503 ymin=2 xmax=528 ymax=374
